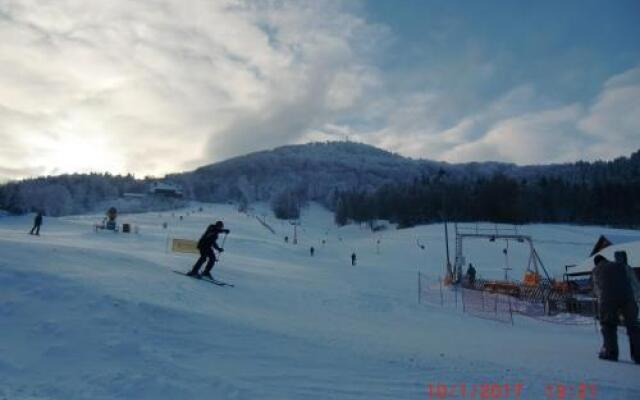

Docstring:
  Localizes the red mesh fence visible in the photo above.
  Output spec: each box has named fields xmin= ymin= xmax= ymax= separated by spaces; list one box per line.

xmin=418 ymin=272 xmax=595 ymax=326
xmin=461 ymin=287 xmax=514 ymax=324
xmin=418 ymin=272 xmax=511 ymax=323
xmin=511 ymin=297 xmax=597 ymax=326
xmin=418 ymin=272 xmax=461 ymax=309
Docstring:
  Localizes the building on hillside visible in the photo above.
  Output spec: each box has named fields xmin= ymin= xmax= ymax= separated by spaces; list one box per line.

xmin=148 ymin=182 xmax=184 ymax=198
xmin=123 ymin=192 xmax=146 ymax=199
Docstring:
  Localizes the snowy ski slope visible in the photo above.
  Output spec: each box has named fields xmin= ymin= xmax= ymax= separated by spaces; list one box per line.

xmin=0 ymin=203 xmax=638 ymax=399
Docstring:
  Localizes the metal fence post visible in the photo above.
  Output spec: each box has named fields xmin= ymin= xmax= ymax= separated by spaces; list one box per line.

xmin=455 ymin=285 xmax=458 ymax=309
xmin=462 ymin=287 xmax=466 ymax=313
xmin=418 ymin=271 xmax=421 ymax=304
xmin=509 ymin=296 xmax=514 ymax=325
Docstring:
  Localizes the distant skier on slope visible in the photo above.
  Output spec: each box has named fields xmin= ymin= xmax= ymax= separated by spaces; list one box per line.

xmin=592 ymin=254 xmax=640 ymax=364
xmin=29 ymin=212 xmax=43 ymax=235
xmin=351 ymin=252 xmax=357 ymax=266
xmin=187 ymin=220 xmax=230 ymax=279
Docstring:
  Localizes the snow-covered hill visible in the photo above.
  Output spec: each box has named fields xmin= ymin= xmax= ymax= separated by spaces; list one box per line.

xmin=169 ymin=142 xmax=640 ymax=206
xmin=1 ymin=203 xmax=639 ymax=399
xmin=170 ymin=141 xmax=443 ymax=204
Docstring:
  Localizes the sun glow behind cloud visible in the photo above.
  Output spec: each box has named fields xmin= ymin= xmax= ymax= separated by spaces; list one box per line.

xmin=40 ymin=132 xmax=122 ymax=177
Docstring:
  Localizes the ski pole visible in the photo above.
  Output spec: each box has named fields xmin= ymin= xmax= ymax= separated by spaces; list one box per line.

xmin=217 ymin=232 xmax=229 ymax=261
xmin=222 ymin=232 xmax=228 ymax=247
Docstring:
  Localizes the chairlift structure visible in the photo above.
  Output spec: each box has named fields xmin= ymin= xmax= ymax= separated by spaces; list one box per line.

xmin=451 ymin=223 xmax=552 ymax=285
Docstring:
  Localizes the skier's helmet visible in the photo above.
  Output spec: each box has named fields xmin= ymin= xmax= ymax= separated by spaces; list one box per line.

xmin=215 ymin=220 xmax=224 ymax=229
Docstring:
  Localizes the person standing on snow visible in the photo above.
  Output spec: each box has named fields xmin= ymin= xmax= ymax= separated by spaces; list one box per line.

xmin=30 ymin=212 xmax=43 ymax=235
xmin=466 ymin=263 xmax=477 ymax=286
xmin=187 ymin=220 xmax=230 ymax=279
xmin=592 ymin=254 xmax=640 ymax=363
xmin=615 ymin=251 xmax=640 ymax=301
xmin=351 ymin=252 xmax=357 ymax=266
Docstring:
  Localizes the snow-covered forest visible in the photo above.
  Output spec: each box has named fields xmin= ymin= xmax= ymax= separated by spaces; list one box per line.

xmin=0 ymin=173 xmax=184 ymax=216
xmin=333 ymin=170 xmax=640 ymax=228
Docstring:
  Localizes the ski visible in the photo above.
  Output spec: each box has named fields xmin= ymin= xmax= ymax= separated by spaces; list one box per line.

xmin=172 ymin=270 xmax=234 ymax=287
xmin=202 ymin=277 xmax=235 ymax=287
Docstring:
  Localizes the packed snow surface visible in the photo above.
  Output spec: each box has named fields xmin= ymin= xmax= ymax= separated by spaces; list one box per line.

xmin=1 ymin=203 xmax=638 ymax=399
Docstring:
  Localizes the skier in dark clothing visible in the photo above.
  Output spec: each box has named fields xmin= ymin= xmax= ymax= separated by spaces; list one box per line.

xmin=351 ymin=252 xmax=356 ymax=266
xmin=187 ymin=221 xmax=230 ymax=279
xmin=310 ymin=246 xmax=315 ymax=256
xmin=30 ymin=212 xmax=43 ymax=235
xmin=592 ymin=254 xmax=640 ymax=363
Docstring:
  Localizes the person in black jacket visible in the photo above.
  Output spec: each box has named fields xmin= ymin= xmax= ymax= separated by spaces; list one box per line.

xmin=466 ymin=263 xmax=477 ymax=286
xmin=30 ymin=212 xmax=43 ymax=235
xmin=592 ymin=254 xmax=640 ymax=363
xmin=187 ymin=221 xmax=230 ymax=279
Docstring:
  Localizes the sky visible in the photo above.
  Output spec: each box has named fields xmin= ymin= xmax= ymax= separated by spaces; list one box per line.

xmin=1 ymin=0 xmax=639 ymax=181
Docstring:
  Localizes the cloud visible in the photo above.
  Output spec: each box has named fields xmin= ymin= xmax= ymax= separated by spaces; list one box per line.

xmin=577 ymin=66 xmax=640 ymax=159
xmin=443 ymin=105 xmax=586 ymax=164
xmin=0 ymin=0 xmax=385 ymax=180
xmin=331 ymin=66 xmax=640 ymax=165
xmin=316 ymin=84 xmax=547 ymax=162
xmin=0 ymin=1 xmax=638 ymax=181
xmin=455 ymin=66 xmax=640 ymax=164
xmin=203 ymin=1 xmax=384 ymax=161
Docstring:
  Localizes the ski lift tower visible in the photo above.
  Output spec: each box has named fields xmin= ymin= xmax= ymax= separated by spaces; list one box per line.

xmin=289 ymin=220 xmax=301 ymax=245
xmin=452 ymin=223 xmax=552 ymax=285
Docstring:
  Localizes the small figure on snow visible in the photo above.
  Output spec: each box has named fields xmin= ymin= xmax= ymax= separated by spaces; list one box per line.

xmin=351 ymin=252 xmax=357 ymax=266
xmin=466 ymin=263 xmax=477 ymax=286
xmin=592 ymin=254 xmax=640 ymax=363
xmin=310 ymin=246 xmax=315 ymax=257
xmin=284 ymin=236 xmax=289 ymax=243
xmin=29 ymin=212 xmax=43 ymax=235
xmin=187 ymin=221 xmax=230 ymax=279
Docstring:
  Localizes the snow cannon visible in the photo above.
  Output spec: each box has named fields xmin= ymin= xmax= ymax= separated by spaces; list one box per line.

xmin=106 ymin=207 xmax=118 ymax=230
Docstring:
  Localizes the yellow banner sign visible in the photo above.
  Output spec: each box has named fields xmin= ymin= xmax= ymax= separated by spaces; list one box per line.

xmin=171 ymin=238 xmax=199 ymax=254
